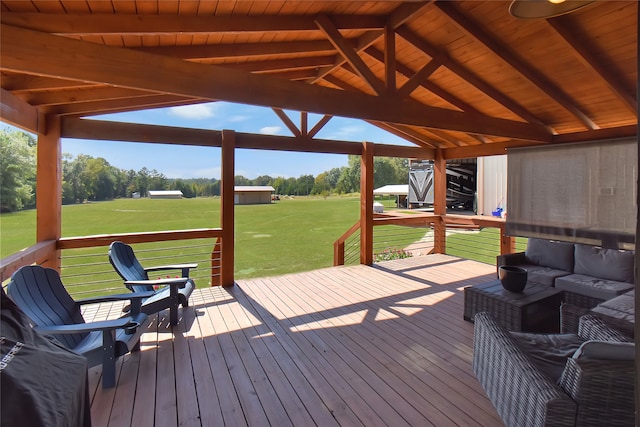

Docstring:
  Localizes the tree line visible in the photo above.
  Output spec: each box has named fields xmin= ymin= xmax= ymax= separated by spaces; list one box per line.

xmin=1 ymin=128 xmax=409 ymax=213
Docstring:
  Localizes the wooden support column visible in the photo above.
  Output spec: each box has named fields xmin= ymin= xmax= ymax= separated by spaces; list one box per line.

xmin=433 ymin=149 xmax=447 ymax=254
xmin=500 ymin=229 xmax=517 ymax=255
xmin=36 ymin=115 xmax=62 ymax=270
xmin=220 ymin=130 xmax=235 ymax=287
xmin=360 ymin=141 xmax=374 ymax=265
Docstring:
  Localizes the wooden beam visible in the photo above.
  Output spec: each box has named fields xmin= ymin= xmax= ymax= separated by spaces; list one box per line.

xmin=308 ymin=115 xmax=333 ymax=138
xmin=547 ymin=16 xmax=637 ymax=115
xmin=0 ymin=88 xmax=43 ymax=133
xmin=396 ymin=59 xmax=441 ymax=99
xmin=224 ymin=56 xmax=337 ymax=74
xmin=309 ymin=1 xmax=433 ymax=83
xmin=432 ymin=150 xmax=447 ymax=254
xmin=300 ymin=112 xmax=308 ymax=137
xmin=360 ymin=141 xmax=374 ymax=265
xmin=435 ymin=1 xmax=597 ymax=130
xmin=315 ymin=14 xmax=385 ymax=95
xmin=60 ymin=117 xmax=433 ymax=159
xmin=1 ymin=13 xmax=386 ymax=34
xmin=220 ymin=130 xmax=235 ymax=287
xmin=2 ymin=24 xmax=552 ymax=141
xmin=272 ymin=108 xmax=302 ymax=137
xmin=371 ymin=121 xmax=441 ymax=149
xmin=43 ymin=95 xmax=204 ymax=117
xmin=384 ymin=24 xmax=397 ymax=95
xmin=1 ymin=74 xmax=96 ymax=92
xmin=36 ymin=114 xmax=62 ymax=270
xmin=396 ymin=27 xmax=549 ymax=127
xmin=25 ymin=86 xmax=155 ymax=106
xmin=134 ymin=39 xmax=347 ymax=60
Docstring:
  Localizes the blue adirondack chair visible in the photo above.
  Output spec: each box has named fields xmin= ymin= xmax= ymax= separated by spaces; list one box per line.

xmin=6 ymin=265 xmax=153 ymax=388
xmin=108 ymin=241 xmax=197 ymax=326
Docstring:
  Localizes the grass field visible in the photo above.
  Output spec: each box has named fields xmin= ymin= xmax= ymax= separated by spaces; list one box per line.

xmin=1 ymin=196 xmax=517 ymax=296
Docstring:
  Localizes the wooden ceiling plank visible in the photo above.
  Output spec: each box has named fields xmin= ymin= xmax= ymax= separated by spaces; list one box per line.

xmin=547 ymin=16 xmax=637 ymax=115
xmin=0 ymin=87 xmax=43 ymax=133
xmin=1 ymin=23 xmax=551 ymax=141
xmin=272 ymin=107 xmax=302 ymax=137
xmin=315 ymin=14 xmax=385 ymax=95
xmin=396 ymin=26 xmax=549 ymax=127
xmin=435 ymin=1 xmax=597 ymax=130
xmin=0 ymin=13 xmax=386 ymax=34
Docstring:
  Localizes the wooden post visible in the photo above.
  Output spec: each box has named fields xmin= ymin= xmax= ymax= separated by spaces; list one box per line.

xmin=360 ymin=141 xmax=374 ymax=265
xmin=37 ymin=115 xmax=62 ymax=270
xmin=433 ymin=149 xmax=447 ymax=254
xmin=210 ymin=237 xmax=221 ymax=286
xmin=500 ymin=226 xmax=517 ymax=255
xmin=220 ymin=130 xmax=235 ymax=287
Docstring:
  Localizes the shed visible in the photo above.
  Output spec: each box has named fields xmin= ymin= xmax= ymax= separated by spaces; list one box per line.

xmin=234 ymin=186 xmax=275 ymax=205
xmin=374 ymin=185 xmax=408 ymax=208
xmin=148 ymin=190 xmax=183 ymax=199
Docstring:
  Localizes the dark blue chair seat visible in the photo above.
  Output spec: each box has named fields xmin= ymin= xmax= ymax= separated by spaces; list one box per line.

xmin=108 ymin=241 xmax=197 ymax=326
xmin=6 ymin=265 xmax=152 ymax=388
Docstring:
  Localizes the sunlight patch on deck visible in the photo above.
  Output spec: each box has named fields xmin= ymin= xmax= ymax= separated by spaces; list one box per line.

xmin=396 ymin=290 xmax=456 ymax=306
xmin=294 ymin=309 xmax=368 ymax=330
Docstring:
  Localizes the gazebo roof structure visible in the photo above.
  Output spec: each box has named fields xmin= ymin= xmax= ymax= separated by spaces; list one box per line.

xmin=1 ymin=0 xmax=636 ymax=156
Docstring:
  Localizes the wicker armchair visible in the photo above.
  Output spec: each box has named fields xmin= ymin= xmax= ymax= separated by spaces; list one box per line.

xmin=473 ymin=312 xmax=634 ymax=427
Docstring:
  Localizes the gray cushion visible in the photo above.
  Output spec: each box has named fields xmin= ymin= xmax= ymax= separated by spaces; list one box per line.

xmin=525 ymin=238 xmax=574 ymax=272
xmin=591 ymin=291 xmax=635 ymax=323
xmin=555 ymin=274 xmax=634 ymax=301
xmin=574 ymin=244 xmax=634 ymax=283
xmin=517 ymin=264 xmax=571 ymax=287
xmin=511 ymin=331 xmax=584 ymax=382
xmin=573 ymin=340 xmax=635 ymax=361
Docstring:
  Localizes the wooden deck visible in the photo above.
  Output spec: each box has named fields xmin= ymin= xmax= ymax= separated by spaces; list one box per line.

xmin=84 ymin=254 xmax=503 ymax=427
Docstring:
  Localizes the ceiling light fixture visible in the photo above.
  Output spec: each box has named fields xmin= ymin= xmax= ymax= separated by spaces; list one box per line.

xmin=509 ymin=0 xmax=595 ymax=19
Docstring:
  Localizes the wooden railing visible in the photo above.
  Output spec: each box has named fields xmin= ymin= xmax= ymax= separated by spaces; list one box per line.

xmin=333 ymin=213 xmax=517 ymax=266
xmin=1 ymin=229 xmax=223 ymax=293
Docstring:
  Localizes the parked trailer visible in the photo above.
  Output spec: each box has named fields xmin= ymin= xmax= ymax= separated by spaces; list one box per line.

xmin=408 ymin=160 xmax=477 ymax=211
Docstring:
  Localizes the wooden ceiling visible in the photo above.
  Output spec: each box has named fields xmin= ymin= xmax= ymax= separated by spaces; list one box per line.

xmin=0 ymin=0 xmax=637 ymax=159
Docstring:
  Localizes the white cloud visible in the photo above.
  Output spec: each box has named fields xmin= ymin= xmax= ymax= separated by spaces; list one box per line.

xmin=228 ymin=115 xmax=250 ymax=123
xmin=168 ymin=104 xmax=216 ymax=120
xmin=259 ymin=126 xmax=282 ymax=135
xmin=325 ymin=124 xmax=365 ymax=140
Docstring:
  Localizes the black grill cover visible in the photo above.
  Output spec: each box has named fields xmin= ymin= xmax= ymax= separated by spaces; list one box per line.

xmin=1 ymin=288 xmax=91 ymax=427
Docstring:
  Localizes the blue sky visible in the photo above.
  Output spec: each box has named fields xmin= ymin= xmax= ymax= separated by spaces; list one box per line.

xmin=40 ymin=101 xmax=413 ymax=180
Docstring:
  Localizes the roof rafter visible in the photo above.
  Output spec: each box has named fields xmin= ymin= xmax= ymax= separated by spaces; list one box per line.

xmin=546 ymin=15 xmax=637 ymax=115
xmin=435 ymin=1 xmax=598 ymax=130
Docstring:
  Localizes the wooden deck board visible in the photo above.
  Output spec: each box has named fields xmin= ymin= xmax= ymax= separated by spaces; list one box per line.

xmin=87 ymin=255 xmax=503 ymax=426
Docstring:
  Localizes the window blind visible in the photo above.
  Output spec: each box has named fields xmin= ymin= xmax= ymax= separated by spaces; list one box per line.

xmin=505 ymin=138 xmax=637 ymax=250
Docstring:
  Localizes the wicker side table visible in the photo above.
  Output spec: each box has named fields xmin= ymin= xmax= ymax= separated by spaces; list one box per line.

xmin=464 ymin=280 xmax=563 ymax=332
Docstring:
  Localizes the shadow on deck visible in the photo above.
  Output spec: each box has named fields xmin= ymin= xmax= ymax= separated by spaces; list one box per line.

xmin=84 ymin=254 xmax=502 ymax=427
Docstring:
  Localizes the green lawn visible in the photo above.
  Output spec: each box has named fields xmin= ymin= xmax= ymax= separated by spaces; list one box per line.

xmin=1 ymin=196 xmax=517 ymax=296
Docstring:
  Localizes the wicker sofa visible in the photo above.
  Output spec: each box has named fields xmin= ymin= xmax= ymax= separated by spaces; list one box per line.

xmin=473 ymin=311 xmax=634 ymax=427
xmin=497 ymin=238 xmax=635 ymax=309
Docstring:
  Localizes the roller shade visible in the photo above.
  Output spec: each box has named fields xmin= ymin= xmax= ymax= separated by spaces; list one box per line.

xmin=506 ymin=138 xmax=637 ymax=250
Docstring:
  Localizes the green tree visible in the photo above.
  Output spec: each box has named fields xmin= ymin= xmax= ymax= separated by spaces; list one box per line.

xmin=0 ymin=129 xmax=36 ymax=212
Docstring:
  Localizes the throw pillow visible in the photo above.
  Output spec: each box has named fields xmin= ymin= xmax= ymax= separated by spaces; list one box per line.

xmin=573 ymin=340 xmax=635 ymax=360
xmin=525 ymin=238 xmax=574 ymax=272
